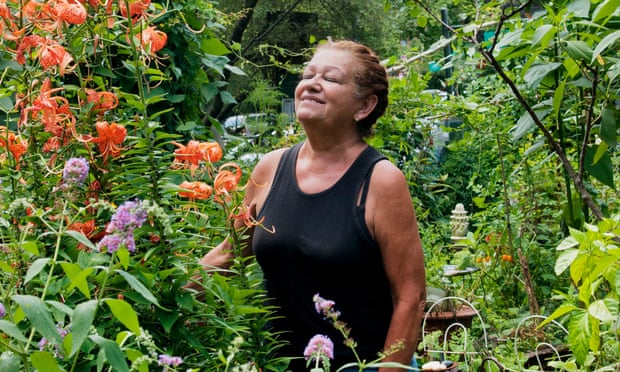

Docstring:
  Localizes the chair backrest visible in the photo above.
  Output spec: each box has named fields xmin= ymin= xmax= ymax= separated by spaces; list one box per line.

xmin=421 ymin=296 xmax=489 ymax=371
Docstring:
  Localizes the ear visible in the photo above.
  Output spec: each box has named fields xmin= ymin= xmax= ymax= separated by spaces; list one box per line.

xmin=354 ymin=94 xmax=378 ymax=122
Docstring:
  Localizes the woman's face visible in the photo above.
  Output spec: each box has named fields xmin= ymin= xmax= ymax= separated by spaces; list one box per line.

xmin=294 ymin=48 xmax=364 ymax=131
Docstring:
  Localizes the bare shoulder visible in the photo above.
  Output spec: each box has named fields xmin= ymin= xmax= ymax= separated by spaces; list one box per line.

xmin=249 ymin=148 xmax=288 ymax=185
xmin=370 ymin=159 xmax=409 ymax=190
xmin=244 ymin=147 xmax=289 ymax=212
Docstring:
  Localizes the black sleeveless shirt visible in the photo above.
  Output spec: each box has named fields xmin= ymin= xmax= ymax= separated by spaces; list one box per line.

xmin=253 ymin=143 xmax=393 ymax=370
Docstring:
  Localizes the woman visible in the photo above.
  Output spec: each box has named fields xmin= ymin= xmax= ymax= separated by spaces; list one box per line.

xmin=195 ymin=40 xmax=426 ymax=371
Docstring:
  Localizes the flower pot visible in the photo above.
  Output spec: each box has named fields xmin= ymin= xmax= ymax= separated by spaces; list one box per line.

xmin=422 ymin=305 xmax=478 ymax=339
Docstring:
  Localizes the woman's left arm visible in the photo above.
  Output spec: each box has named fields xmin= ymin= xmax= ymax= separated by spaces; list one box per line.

xmin=367 ymin=161 xmax=426 ymax=372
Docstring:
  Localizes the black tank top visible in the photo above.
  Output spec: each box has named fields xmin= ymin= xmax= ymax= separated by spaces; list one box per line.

xmin=253 ymin=143 xmax=392 ymax=370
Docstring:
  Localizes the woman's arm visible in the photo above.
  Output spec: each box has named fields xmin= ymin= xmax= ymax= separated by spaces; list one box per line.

xmin=367 ymin=160 xmax=426 ymax=372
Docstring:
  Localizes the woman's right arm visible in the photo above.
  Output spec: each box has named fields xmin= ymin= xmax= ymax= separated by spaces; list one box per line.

xmin=185 ymin=148 xmax=286 ymax=287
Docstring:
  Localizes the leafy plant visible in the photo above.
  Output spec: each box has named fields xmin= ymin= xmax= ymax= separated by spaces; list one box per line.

xmin=544 ymin=215 xmax=620 ymax=371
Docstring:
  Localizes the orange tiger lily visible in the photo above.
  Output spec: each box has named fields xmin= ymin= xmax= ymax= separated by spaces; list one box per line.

xmin=178 ymin=181 xmax=212 ymax=201
xmin=85 ymin=89 xmax=118 ymax=114
xmin=213 ymin=162 xmax=242 ymax=198
xmin=119 ymin=0 xmax=150 ymax=19
xmin=16 ymin=35 xmax=75 ymax=75
xmin=198 ymin=141 xmax=223 ymax=163
xmin=138 ymin=26 xmax=167 ymax=55
xmin=21 ymin=78 xmax=75 ymax=137
xmin=90 ymin=121 xmax=127 ymax=161
xmin=0 ymin=127 xmax=28 ymax=169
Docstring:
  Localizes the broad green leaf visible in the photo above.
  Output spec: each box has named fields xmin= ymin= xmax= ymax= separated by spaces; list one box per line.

xmin=25 ymin=258 xmax=50 ymax=284
xmin=532 ymin=24 xmax=556 ymax=49
xmin=0 ymin=96 xmax=14 ymax=112
xmin=22 ymin=240 xmax=40 ymax=255
xmin=592 ymin=0 xmax=620 ymax=24
xmin=592 ymin=29 xmax=620 ymax=64
xmin=69 ymin=300 xmax=98 ymax=357
xmin=510 ymin=108 xmax=551 ymax=141
xmin=556 ymin=235 xmax=579 ymax=251
xmin=567 ymin=310 xmax=590 ymax=365
xmin=563 ymin=57 xmax=581 ymax=77
xmin=63 ymin=230 xmax=96 ymax=251
xmin=567 ymin=0 xmax=590 ymax=17
xmin=417 ymin=15 xmax=427 ymax=28
xmin=565 ymin=40 xmax=593 ymax=62
xmin=12 ymin=295 xmax=62 ymax=345
xmin=154 ymin=308 xmax=178 ymax=334
xmin=115 ymin=270 xmax=161 ymax=307
xmin=60 ymin=262 xmax=93 ymax=298
xmin=523 ymin=62 xmax=562 ymax=89
xmin=588 ymin=300 xmax=614 ymax=322
xmin=104 ymin=299 xmax=141 ymax=335
xmin=584 ymin=146 xmax=615 ymax=189
xmin=30 ymin=351 xmax=64 ymax=372
xmin=89 ymin=335 xmax=130 ymax=372
xmin=599 ymin=107 xmax=617 ymax=147
xmin=203 ymin=37 xmax=230 ymax=56
xmin=0 ymin=351 xmax=21 ymax=370
xmin=541 ymin=304 xmax=578 ymax=325
xmin=555 ymin=248 xmax=578 ymax=275
xmin=592 ymin=142 xmax=608 ymax=165
xmin=0 ymin=320 xmax=28 ymax=342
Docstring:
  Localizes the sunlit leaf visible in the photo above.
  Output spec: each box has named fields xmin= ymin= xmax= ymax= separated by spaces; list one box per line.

xmin=30 ymin=351 xmax=64 ymax=372
xmin=104 ymin=299 xmax=141 ymax=335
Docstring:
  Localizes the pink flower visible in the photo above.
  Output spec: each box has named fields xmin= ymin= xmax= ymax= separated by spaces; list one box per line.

xmin=304 ymin=334 xmax=334 ymax=361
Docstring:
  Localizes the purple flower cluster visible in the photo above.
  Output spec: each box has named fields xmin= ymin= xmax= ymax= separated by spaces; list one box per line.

xmin=62 ymin=157 xmax=89 ymax=185
xmin=313 ymin=294 xmax=356 ymax=349
xmin=97 ymin=200 xmax=148 ymax=254
xmin=0 ymin=303 xmax=5 ymax=318
xmin=158 ymin=354 xmax=183 ymax=367
xmin=304 ymin=334 xmax=334 ymax=361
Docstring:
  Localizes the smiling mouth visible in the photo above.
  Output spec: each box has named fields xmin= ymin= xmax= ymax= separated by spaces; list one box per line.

xmin=302 ymin=97 xmax=324 ymax=104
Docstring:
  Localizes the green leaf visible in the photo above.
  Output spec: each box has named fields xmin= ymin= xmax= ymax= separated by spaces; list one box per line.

xmin=567 ymin=310 xmax=590 ymax=365
xmin=541 ymin=304 xmax=578 ymax=325
xmin=599 ymin=107 xmax=617 ymax=147
xmin=0 ymin=320 xmax=28 ymax=342
xmin=0 ymin=351 xmax=21 ymax=370
xmin=417 ymin=15 xmax=427 ymax=28
xmin=12 ymin=295 xmax=62 ymax=345
xmin=0 ymin=96 xmax=14 ymax=113
xmin=115 ymin=270 xmax=161 ymax=307
xmin=117 ymin=248 xmax=130 ymax=270
xmin=532 ymin=24 xmax=556 ymax=49
xmin=203 ymin=37 xmax=231 ymax=56
xmin=22 ymin=240 xmax=40 ymax=256
xmin=565 ymin=40 xmax=593 ymax=62
xmin=557 ymin=235 xmax=579 ymax=251
xmin=523 ymin=62 xmax=562 ymax=89
xmin=588 ymin=300 xmax=614 ymax=322
xmin=584 ymin=146 xmax=615 ymax=189
xmin=60 ymin=262 xmax=93 ymax=298
xmin=104 ymin=299 xmax=141 ymax=335
xmin=25 ymin=258 xmax=50 ymax=284
xmin=69 ymin=300 xmax=97 ymax=357
xmin=63 ymin=230 xmax=96 ymax=251
xmin=555 ymin=248 xmax=578 ymax=275
xmin=30 ymin=351 xmax=64 ymax=372
xmin=567 ymin=0 xmax=590 ymax=17
xmin=552 ymin=80 xmax=566 ymax=118
xmin=592 ymin=0 xmax=620 ymax=24
xmin=592 ymin=29 xmax=620 ymax=64
xmin=89 ymin=335 xmax=130 ymax=372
